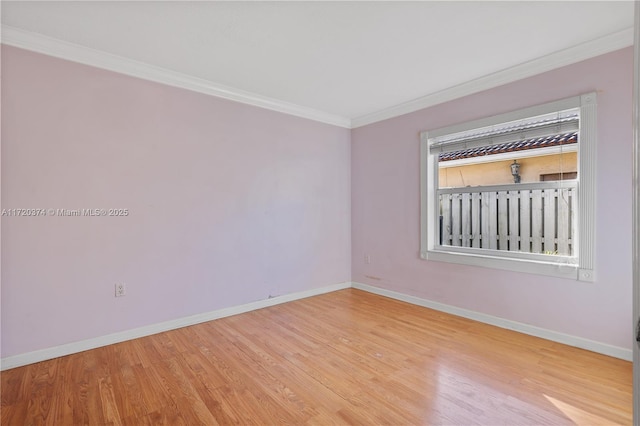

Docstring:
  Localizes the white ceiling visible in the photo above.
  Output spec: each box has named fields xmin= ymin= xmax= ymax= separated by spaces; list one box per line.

xmin=1 ymin=1 xmax=635 ymax=127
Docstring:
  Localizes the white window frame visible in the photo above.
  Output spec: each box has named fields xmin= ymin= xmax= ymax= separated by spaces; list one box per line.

xmin=420 ymin=93 xmax=597 ymax=281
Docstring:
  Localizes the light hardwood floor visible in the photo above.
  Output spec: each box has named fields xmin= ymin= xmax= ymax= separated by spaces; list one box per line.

xmin=1 ymin=288 xmax=632 ymax=425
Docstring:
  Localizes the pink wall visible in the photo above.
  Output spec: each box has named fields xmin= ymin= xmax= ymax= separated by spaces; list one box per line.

xmin=0 ymin=46 xmax=351 ymax=358
xmin=352 ymin=48 xmax=634 ymax=350
xmin=1 ymin=44 xmax=633 ymax=360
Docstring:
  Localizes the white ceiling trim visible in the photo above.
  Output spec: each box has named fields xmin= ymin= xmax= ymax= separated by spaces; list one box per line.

xmin=0 ymin=25 xmax=352 ymax=129
xmin=351 ymin=27 xmax=634 ymax=129
xmin=1 ymin=25 xmax=634 ymax=130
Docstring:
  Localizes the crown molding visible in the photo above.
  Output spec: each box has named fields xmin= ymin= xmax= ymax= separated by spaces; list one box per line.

xmin=1 ymin=25 xmax=634 ymax=130
xmin=351 ymin=27 xmax=634 ymax=129
xmin=0 ymin=25 xmax=352 ymax=129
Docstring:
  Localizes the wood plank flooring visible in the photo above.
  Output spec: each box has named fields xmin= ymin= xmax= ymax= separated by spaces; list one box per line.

xmin=1 ymin=288 xmax=632 ymax=425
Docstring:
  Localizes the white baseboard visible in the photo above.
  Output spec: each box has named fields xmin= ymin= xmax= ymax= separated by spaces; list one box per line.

xmin=0 ymin=281 xmax=351 ymax=371
xmin=351 ymin=282 xmax=632 ymax=361
xmin=2 ymin=280 xmax=630 ymax=370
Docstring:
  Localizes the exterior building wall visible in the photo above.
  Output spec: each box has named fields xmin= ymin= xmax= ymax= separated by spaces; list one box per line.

xmin=438 ymin=152 xmax=578 ymax=187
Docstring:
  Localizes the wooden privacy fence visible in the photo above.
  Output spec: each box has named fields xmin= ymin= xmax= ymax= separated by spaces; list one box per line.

xmin=438 ymin=181 xmax=577 ymax=255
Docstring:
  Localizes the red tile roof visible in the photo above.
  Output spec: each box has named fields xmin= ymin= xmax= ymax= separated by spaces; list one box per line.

xmin=438 ymin=131 xmax=577 ymax=162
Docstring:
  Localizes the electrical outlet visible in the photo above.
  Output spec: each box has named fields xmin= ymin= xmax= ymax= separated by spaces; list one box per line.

xmin=364 ymin=253 xmax=371 ymax=264
xmin=115 ymin=283 xmax=126 ymax=297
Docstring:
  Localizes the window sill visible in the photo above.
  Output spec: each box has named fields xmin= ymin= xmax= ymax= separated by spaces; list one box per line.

xmin=420 ymin=249 xmax=593 ymax=281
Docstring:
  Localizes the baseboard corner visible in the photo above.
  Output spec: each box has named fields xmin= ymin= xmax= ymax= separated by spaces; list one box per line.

xmin=351 ymin=281 xmax=632 ymax=361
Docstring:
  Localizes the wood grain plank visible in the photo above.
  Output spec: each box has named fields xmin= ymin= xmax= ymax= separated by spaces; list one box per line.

xmin=1 ymin=289 xmax=632 ymax=425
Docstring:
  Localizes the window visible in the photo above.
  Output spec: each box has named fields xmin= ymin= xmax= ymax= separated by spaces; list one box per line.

xmin=420 ymin=93 xmax=597 ymax=281
xmin=540 ymin=172 xmax=577 ymax=182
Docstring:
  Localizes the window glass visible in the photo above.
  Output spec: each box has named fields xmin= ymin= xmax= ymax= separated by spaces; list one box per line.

xmin=420 ymin=93 xmax=597 ymax=280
